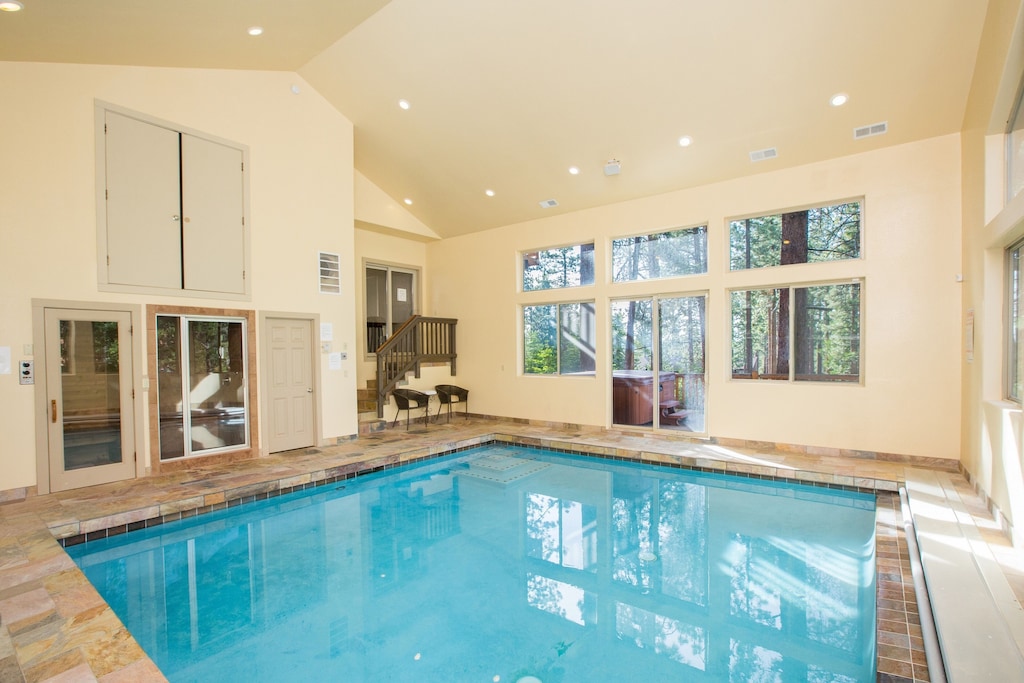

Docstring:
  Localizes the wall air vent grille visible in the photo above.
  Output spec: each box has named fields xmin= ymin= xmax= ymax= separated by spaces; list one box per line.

xmin=749 ymin=147 xmax=778 ymax=162
xmin=854 ymin=121 xmax=888 ymax=139
xmin=318 ymin=251 xmax=341 ymax=294
xmin=539 ymin=199 xmax=559 ymax=208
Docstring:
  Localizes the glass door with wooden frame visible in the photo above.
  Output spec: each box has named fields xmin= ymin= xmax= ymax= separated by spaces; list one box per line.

xmin=43 ymin=308 xmax=136 ymax=491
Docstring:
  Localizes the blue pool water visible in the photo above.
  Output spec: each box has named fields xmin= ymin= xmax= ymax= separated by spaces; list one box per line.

xmin=67 ymin=444 xmax=877 ymax=682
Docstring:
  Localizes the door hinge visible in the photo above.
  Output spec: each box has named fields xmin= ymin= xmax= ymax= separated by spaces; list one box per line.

xmin=106 ymin=255 xmax=110 ymax=266
xmin=105 ymin=189 xmax=108 ymax=200
xmin=243 ymin=270 xmax=246 ymax=280
xmin=132 ymin=388 xmax=135 ymax=399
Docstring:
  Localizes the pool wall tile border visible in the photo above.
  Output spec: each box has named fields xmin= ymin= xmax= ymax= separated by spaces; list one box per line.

xmin=55 ymin=432 xmax=891 ymax=546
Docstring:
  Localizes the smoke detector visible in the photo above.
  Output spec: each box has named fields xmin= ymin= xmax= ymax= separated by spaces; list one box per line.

xmin=604 ymin=159 xmax=621 ymax=176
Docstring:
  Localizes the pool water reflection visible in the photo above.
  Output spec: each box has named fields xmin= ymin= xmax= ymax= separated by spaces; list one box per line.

xmin=68 ymin=444 xmax=876 ymax=682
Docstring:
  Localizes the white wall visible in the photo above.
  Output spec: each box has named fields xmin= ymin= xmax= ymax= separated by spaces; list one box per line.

xmin=960 ymin=0 xmax=1024 ymax=543
xmin=428 ymin=135 xmax=963 ymax=460
xmin=0 ymin=61 xmax=358 ymax=491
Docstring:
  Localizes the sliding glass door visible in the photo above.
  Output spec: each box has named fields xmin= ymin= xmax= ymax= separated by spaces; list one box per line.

xmin=611 ymin=294 xmax=706 ymax=432
xmin=157 ymin=315 xmax=249 ymax=460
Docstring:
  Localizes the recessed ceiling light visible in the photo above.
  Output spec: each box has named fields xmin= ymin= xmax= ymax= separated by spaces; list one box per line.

xmin=485 ymin=189 xmax=495 ymax=197
xmin=247 ymin=26 xmax=263 ymax=36
xmin=678 ymin=136 xmax=693 ymax=147
xmin=403 ymin=198 xmax=413 ymax=205
xmin=830 ymin=93 xmax=849 ymax=107
xmin=0 ymin=1 xmax=24 ymax=10
xmin=568 ymin=166 xmax=580 ymax=175
xmin=398 ymin=99 xmax=411 ymax=110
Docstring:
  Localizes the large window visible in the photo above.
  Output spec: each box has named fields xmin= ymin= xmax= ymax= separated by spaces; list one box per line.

xmin=731 ymin=282 xmax=861 ymax=382
xmin=522 ymin=243 xmax=595 ymax=291
xmin=1008 ymin=240 xmax=1024 ymax=402
xmin=729 ymin=201 xmax=861 ymax=271
xmin=612 ymin=226 xmax=707 ymax=281
xmin=523 ymin=302 xmax=596 ymax=375
xmin=157 ymin=314 xmax=249 ymax=460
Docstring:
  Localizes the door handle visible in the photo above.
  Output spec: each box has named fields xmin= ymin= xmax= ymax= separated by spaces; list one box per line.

xmin=51 ymin=399 xmax=57 ymax=423
xmin=307 ymin=388 xmax=313 ymax=393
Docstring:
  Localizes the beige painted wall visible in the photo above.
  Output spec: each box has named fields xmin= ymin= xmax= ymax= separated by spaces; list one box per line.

xmin=960 ymin=0 xmax=1024 ymax=544
xmin=0 ymin=61 xmax=357 ymax=492
xmin=428 ymin=135 xmax=963 ymax=460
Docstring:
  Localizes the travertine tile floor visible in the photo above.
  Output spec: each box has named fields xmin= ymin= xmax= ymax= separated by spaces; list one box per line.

xmin=0 ymin=416 xmax=1020 ymax=682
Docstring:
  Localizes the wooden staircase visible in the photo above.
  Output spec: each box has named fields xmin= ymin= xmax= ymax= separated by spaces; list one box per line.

xmin=357 ymin=315 xmax=459 ymax=432
xmin=374 ymin=316 xmax=458 ymax=419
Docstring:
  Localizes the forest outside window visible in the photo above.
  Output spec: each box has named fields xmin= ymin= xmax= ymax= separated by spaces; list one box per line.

xmin=731 ymin=282 xmax=861 ymax=382
xmin=523 ymin=243 xmax=595 ymax=291
xmin=612 ymin=225 xmax=708 ymax=282
xmin=730 ymin=201 xmax=861 ymax=271
xmin=523 ymin=302 xmax=596 ymax=375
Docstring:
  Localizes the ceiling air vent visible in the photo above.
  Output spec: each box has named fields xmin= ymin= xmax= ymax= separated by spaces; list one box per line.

xmin=318 ymin=251 xmax=341 ymax=294
xmin=749 ymin=147 xmax=778 ymax=163
xmin=854 ymin=121 xmax=888 ymax=140
xmin=539 ymin=199 xmax=559 ymax=208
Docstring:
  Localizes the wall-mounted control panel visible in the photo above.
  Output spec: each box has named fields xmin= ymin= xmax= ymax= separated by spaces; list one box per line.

xmin=19 ymin=360 xmax=33 ymax=385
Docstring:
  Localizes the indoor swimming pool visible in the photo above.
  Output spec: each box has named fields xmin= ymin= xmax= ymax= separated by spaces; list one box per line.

xmin=67 ymin=443 xmax=877 ymax=682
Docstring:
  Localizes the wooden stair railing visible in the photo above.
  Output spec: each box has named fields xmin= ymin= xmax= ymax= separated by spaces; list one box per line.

xmin=375 ymin=315 xmax=458 ymax=418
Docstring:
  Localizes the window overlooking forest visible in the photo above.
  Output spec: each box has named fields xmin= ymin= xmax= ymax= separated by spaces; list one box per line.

xmin=731 ymin=282 xmax=861 ymax=382
xmin=523 ymin=243 xmax=595 ymax=291
xmin=612 ymin=226 xmax=707 ymax=281
xmin=730 ymin=201 xmax=861 ymax=271
xmin=523 ymin=302 xmax=596 ymax=375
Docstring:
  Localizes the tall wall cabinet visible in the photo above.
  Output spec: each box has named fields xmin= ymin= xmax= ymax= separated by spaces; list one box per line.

xmin=97 ymin=105 xmax=249 ymax=297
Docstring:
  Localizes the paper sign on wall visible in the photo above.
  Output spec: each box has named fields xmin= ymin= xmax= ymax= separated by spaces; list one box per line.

xmin=396 ymin=288 xmax=407 ymax=302
xmin=328 ymin=352 xmax=342 ymax=370
xmin=320 ymin=323 xmax=333 ymax=341
xmin=0 ymin=347 xmax=9 ymax=375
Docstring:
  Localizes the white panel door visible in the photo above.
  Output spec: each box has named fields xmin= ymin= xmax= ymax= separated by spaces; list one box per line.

xmin=181 ymin=134 xmax=245 ymax=294
xmin=266 ymin=318 xmax=315 ymax=453
xmin=104 ymin=112 xmax=182 ymax=288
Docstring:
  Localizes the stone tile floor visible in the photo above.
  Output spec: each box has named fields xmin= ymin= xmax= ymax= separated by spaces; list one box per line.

xmin=0 ymin=416 xmax=1020 ymax=682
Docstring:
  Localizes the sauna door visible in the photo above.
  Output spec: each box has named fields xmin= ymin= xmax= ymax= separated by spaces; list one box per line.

xmin=43 ymin=308 xmax=137 ymax=491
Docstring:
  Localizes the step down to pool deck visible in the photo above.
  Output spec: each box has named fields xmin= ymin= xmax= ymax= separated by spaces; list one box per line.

xmin=904 ymin=469 xmax=1024 ymax=681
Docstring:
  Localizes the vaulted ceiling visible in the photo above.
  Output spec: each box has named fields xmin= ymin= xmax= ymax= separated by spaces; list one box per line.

xmin=0 ymin=0 xmax=990 ymax=237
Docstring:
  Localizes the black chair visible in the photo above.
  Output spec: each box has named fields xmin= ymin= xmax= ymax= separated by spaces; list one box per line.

xmin=392 ymin=388 xmax=430 ymax=430
xmin=435 ymin=385 xmax=469 ymax=422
